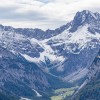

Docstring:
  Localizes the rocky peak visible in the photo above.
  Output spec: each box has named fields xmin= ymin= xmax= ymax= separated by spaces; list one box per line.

xmin=69 ymin=10 xmax=100 ymax=32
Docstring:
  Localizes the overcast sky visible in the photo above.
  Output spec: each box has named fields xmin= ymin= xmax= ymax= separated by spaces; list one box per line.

xmin=0 ymin=0 xmax=100 ymax=30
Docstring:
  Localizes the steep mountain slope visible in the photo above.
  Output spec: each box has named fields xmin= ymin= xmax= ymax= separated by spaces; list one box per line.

xmin=72 ymin=50 xmax=100 ymax=100
xmin=0 ymin=46 xmax=51 ymax=99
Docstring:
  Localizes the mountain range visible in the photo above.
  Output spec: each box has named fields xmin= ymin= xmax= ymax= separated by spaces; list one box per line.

xmin=0 ymin=10 xmax=100 ymax=100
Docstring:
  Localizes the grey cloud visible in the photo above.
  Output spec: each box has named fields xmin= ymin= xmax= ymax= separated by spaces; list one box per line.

xmin=0 ymin=6 xmax=48 ymax=22
xmin=0 ymin=0 xmax=100 ymax=30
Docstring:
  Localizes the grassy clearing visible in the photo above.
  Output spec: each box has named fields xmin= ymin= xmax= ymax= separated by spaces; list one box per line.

xmin=51 ymin=86 xmax=78 ymax=100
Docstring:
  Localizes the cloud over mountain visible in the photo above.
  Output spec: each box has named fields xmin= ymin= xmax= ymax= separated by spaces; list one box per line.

xmin=0 ymin=0 xmax=100 ymax=30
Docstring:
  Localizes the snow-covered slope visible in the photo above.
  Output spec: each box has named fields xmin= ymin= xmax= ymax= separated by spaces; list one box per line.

xmin=42 ymin=10 xmax=100 ymax=81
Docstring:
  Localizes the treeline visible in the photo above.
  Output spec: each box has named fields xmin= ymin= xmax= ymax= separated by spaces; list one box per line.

xmin=0 ymin=92 xmax=18 ymax=100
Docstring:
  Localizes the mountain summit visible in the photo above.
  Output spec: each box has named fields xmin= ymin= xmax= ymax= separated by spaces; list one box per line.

xmin=70 ymin=10 xmax=100 ymax=32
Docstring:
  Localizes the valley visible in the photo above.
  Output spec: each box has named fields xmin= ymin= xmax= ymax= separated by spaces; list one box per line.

xmin=0 ymin=10 xmax=100 ymax=100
